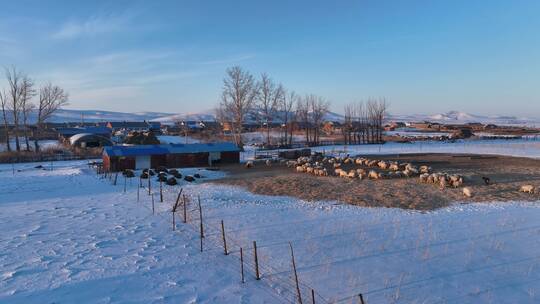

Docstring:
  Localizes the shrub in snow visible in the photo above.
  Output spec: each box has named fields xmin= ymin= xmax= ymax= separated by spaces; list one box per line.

xmin=166 ymin=177 xmax=177 ymax=186
xmin=123 ymin=169 xmax=135 ymax=178
xmin=157 ymin=173 xmax=168 ymax=182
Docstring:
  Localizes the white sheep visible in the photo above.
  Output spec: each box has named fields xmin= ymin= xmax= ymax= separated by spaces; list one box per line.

xmin=463 ymin=187 xmax=473 ymax=198
xmin=347 ymin=170 xmax=357 ymax=178
xmin=439 ymin=177 xmax=448 ymax=189
xmin=265 ymin=159 xmax=272 ymax=166
xmin=339 ymin=170 xmax=349 ymax=178
xmin=245 ymin=161 xmax=254 ymax=168
xmin=378 ymin=161 xmax=389 ymax=170
xmin=520 ymin=185 xmax=535 ymax=194
xmin=389 ymin=164 xmax=400 ymax=171
xmin=368 ymin=170 xmax=379 ymax=180
xmin=419 ymin=173 xmax=429 ymax=183
xmin=368 ymin=160 xmax=379 ymax=167
xmin=419 ymin=165 xmax=431 ymax=174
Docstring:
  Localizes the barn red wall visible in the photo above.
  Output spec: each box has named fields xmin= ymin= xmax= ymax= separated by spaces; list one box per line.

xmin=151 ymin=155 xmax=167 ymax=168
xmin=166 ymin=152 xmax=209 ymax=167
xmin=220 ymin=151 xmax=240 ymax=163
xmin=105 ymin=150 xmax=238 ymax=171
xmin=102 ymin=155 xmax=111 ymax=171
xmin=107 ymin=156 xmax=136 ymax=172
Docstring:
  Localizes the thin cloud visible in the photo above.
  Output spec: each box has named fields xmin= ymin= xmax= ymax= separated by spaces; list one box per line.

xmin=196 ymin=54 xmax=256 ymax=65
xmin=51 ymin=12 xmax=135 ymax=39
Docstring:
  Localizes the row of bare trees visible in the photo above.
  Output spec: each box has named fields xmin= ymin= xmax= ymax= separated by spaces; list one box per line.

xmin=342 ymin=98 xmax=388 ymax=144
xmin=217 ymin=66 xmax=330 ymax=147
xmin=0 ymin=66 xmax=68 ymax=153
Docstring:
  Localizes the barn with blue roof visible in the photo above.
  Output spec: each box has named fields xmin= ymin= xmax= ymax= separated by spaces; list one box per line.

xmin=102 ymin=142 xmax=240 ymax=171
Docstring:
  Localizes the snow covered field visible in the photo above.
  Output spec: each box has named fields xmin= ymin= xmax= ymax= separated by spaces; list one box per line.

xmin=0 ymin=139 xmax=60 ymax=152
xmin=1 ymin=160 xmax=540 ymax=303
xmin=242 ymin=139 xmax=540 ymax=161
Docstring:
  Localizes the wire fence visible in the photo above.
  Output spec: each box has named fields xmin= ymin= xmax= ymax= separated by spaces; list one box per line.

xmin=95 ymin=167 xmax=540 ymax=304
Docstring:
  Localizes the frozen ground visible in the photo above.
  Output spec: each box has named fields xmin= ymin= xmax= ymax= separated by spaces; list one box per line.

xmin=1 ymin=160 xmax=540 ymax=303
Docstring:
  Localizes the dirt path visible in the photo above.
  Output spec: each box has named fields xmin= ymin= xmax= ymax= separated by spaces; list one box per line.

xmin=211 ymin=153 xmax=540 ymax=210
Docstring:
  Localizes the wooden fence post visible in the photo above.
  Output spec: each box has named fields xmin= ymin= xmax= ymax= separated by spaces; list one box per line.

xmin=198 ymin=195 xmax=204 ymax=238
xmin=311 ymin=289 xmax=315 ymax=304
xmin=290 ymin=242 xmax=303 ymax=304
xmin=160 ymin=179 xmax=163 ymax=202
xmin=171 ymin=189 xmax=182 ymax=231
xmin=221 ymin=220 xmax=228 ymax=255
xmin=137 ymin=183 xmax=140 ymax=202
xmin=358 ymin=293 xmax=365 ymax=304
xmin=114 ymin=173 xmax=118 ymax=185
xmin=183 ymin=194 xmax=187 ymax=223
xmin=240 ymin=247 xmax=245 ymax=283
xmin=123 ymin=175 xmax=127 ymax=193
xmin=199 ymin=223 xmax=203 ymax=252
xmin=151 ymin=193 xmax=155 ymax=215
xmin=253 ymin=241 xmax=260 ymax=280
xmin=148 ymin=172 xmax=151 ymax=195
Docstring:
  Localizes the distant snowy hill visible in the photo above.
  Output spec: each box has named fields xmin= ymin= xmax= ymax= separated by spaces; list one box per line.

xmin=388 ymin=111 xmax=540 ymax=126
xmin=1 ymin=109 xmax=175 ymax=124
xmin=5 ymin=108 xmax=537 ymax=127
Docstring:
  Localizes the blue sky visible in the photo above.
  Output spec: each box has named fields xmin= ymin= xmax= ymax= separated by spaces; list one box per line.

xmin=1 ymin=0 xmax=539 ymax=117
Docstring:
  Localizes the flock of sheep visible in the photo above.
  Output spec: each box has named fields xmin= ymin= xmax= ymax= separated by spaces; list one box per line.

xmin=246 ymin=154 xmax=537 ymax=198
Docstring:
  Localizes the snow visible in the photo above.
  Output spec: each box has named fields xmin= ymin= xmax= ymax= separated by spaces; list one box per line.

xmin=1 ymin=160 xmax=540 ymax=303
xmin=241 ymin=138 xmax=540 ymax=161
xmin=0 ymin=139 xmax=60 ymax=152
xmin=157 ymin=135 xmax=201 ymax=144
xmin=308 ymin=139 xmax=540 ymax=159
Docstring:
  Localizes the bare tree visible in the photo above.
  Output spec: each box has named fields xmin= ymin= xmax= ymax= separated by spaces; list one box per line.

xmin=307 ymin=95 xmax=329 ymax=146
xmin=0 ymin=90 xmax=11 ymax=152
xmin=220 ymin=66 xmax=258 ymax=146
xmin=5 ymin=66 xmax=24 ymax=152
xmin=372 ymin=98 xmax=388 ymax=143
xmin=257 ymin=73 xmax=283 ymax=147
xmin=364 ymin=98 xmax=388 ymax=144
xmin=280 ymin=89 xmax=297 ymax=147
xmin=296 ymin=96 xmax=310 ymax=144
xmin=20 ymin=76 xmax=36 ymax=151
xmin=343 ymin=103 xmax=353 ymax=144
xmin=34 ymin=83 xmax=69 ymax=151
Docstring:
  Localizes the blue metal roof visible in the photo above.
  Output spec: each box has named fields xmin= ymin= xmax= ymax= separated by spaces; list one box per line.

xmin=103 ymin=142 xmax=240 ymax=157
xmin=57 ymin=126 xmax=111 ymax=136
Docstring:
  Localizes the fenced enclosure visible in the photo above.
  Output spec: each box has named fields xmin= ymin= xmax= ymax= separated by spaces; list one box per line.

xmin=243 ymin=138 xmax=540 ymax=162
xmin=97 ymin=166 xmax=540 ymax=304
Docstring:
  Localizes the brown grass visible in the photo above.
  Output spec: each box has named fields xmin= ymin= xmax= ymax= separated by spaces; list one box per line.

xmin=212 ymin=154 xmax=540 ymax=210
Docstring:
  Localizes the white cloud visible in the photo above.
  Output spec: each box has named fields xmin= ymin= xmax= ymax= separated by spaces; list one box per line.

xmin=51 ymin=12 xmax=134 ymax=39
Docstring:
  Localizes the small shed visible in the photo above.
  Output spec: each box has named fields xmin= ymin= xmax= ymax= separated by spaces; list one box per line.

xmin=70 ymin=133 xmax=113 ymax=148
xmin=102 ymin=142 xmax=240 ymax=172
xmin=56 ymin=126 xmax=112 ymax=141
